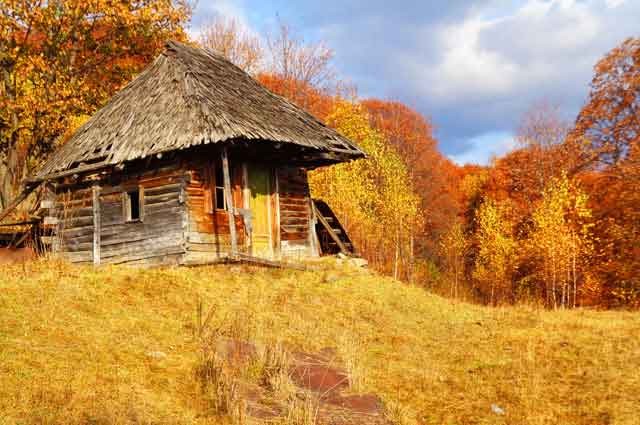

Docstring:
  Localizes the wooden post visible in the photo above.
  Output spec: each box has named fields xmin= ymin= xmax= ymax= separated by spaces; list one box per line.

xmin=309 ymin=198 xmax=321 ymax=257
xmin=241 ymin=162 xmax=251 ymax=253
xmin=92 ymin=184 xmax=101 ymax=265
xmin=221 ymin=147 xmax=237 ymax=255
xmin=273 ymin=168 xmax=281 ymax=258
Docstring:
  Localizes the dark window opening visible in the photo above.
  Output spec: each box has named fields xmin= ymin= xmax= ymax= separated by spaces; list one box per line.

xmin=125 ymin=189 xmax=142 ymax=222
xmin=215 ymin=186 xmax=225 ymax=210
xmin=214 ymin=158 xmax=226 ymax=210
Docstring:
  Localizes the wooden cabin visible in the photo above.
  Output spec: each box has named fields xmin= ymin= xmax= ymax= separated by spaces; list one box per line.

xmin=16 ymin=41 xmax=364 ymax=266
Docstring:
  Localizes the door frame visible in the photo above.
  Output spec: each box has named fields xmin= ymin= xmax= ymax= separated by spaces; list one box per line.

xmin=244 ymin=162 xmax=280 ymax=258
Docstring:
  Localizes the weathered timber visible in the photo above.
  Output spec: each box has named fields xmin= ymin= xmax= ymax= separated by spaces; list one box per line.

xmin=32 ymin=41 xmax=364 ymax=182
xmin=312 ymin=201 xmax=349 ymax=255
xmin=92 ymin=185 xmax=101 ymax=265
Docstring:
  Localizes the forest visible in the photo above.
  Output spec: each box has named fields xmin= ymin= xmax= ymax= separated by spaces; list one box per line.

xmin=1 ymin=1 xmax=638 ymax=309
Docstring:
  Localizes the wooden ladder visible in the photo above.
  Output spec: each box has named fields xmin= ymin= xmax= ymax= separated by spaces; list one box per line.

xmin=311 ymin=199 xmax=355 ymax=256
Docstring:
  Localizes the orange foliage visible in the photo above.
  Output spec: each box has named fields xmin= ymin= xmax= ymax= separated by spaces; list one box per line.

xmin=571 ymin=37 xmax=640 ymax=307
xmin=257 ymin=73 xmax=336 ymax=120
xmin=361 ymin=99 xmax=461 ymax=258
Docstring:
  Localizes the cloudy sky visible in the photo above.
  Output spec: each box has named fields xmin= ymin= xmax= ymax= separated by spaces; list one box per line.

xmin=189 ymin=0 xmax=639 ymax=164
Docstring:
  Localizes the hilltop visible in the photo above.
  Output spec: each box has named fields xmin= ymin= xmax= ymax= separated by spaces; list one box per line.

xmin=0 ymin=260 xmax=638 ymax=424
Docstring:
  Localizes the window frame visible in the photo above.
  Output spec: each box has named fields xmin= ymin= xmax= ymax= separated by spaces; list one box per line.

xmin=123 ymin=186 xmax=144 ymax=223
xmin=205 ymin=160 xmax=227 ymax=213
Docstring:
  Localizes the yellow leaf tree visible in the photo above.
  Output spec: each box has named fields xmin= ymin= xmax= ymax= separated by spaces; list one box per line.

xmin=439 ymin=220 xmax=468 ymax=299
xmin=309 ymin=101 xmax=421 ymax=280
xmin=527 ymin=175 xmax=594 ymax=308
xmin=473 ymin=199 xmax=517 ymax=305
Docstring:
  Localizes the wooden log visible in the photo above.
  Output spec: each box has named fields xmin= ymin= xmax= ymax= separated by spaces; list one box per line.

xmin=144 ymin=192 xmax=180 ymax=204
xmin=102 ymin=246 xmax=185 ymax=265
xmin=143 ymin=182 xmax=182 ymax=196
xmin=92 ymin=185 xmax=101 ymax=265
xmin=62 ymin=216 xmax=94 ymax=228
xmin=100 ymin=229 xmax=182 ymax=247
xmin=59 ymin=225 xmax=94 ymax=238
xmin=43 ymin=216 xmax=59 ymax=226
xmin=40 ymin=200 xmax=55 ymax=209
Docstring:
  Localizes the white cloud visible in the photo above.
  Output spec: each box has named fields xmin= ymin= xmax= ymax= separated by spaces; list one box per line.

xmin=407 ymin=0 xmax=605 ymax=105
xmin=605 ymin=0 xmax=626 ymax=8
xmin=417 ymin=17 xmax=519 ymax=101
xmin=188 ymin=0 xmax=640 ymax=160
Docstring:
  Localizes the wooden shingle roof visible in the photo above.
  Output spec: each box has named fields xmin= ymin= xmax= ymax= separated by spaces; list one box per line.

xmin=32 ymin=40 xmax=364 ymax=182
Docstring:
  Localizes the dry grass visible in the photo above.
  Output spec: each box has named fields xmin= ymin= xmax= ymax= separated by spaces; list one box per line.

xmin=0 ymin=258 xmax=639 ymax=424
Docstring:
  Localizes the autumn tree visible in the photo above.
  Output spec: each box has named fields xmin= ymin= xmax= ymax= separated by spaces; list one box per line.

xmin=527 ymin=175 xmax=594 ymax=308
xmin=515 ymin=102 xmax=574 ymax=193
xmin=309 ymin=101 xmax=421 ymax=280
xmin=0 ymin=0 xmax=191 ymax=211
xmin=472 ymin=199 xmax=517 ymax=305
xmin=262 ymin=19 xmax=337 ymax=110
xmin=362 ymin=100 xmax=461 ymax=261
xmin=572 ymin=37 xmax=640 ymax=307
xmin=573 ymin=37 xmax=639 ymax=167
xmin=198 ymin=16 xmax=263 ymax=74
xmin=439 ymin=220 xmax=468 ymax=298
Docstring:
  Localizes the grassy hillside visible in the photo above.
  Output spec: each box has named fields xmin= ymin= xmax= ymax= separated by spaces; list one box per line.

xmin=0 ymin=259 xmax=638 ymax=424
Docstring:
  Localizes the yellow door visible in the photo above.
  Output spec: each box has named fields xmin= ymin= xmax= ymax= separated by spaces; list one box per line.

xmin=248 ymin=165 xmax=272 ymax=258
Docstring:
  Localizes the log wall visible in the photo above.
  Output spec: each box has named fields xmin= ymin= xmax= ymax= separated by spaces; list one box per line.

xmin=183 ymin=162 xmax=247 ymax=265
xmin=53 ymin=163 xmax=187 ymax=265
xmin=51 ymin=158 xmax=318 ymax=266
xmin=277 ymin=167 xmax=314 ymax=258
xmin=53 ymin=187 xmax=95 ymax=264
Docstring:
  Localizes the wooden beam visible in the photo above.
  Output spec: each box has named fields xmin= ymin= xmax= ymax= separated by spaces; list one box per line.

xmin=92 ymin=184 xmax=101 ymax=265
xmin=0 ymin=219 xmax=40 ymax=227
xmin=231 ymin=253 xmax=310 ymax=271
xmin=309 ymin=198 xmax=321 ymax=256
xmin=0 ymin=187 xmax=34 ymax=224
xmin=24 ymin=161 xmax=110 ymax=185
xmin=221 ymin=147 xmax=237 ymax=254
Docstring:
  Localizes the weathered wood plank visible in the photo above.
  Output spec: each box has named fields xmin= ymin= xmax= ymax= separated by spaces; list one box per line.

xmin=43 ymin=216 xmax=59 ymax=226
xmin=59 ymin=225 xmax=94 ymax=238
xmin=61 ymin=216 xmax=94 ymax=228
xmin=144 ymin=183 xmax=182 ymax=196
xmin=144 ymin=192 xmax=180 ymax=204
xmin=144 ymin=199 xmax=181 ymax=213
xmin=101 ymin=227 xmax=182 ymax=246
xmin=101 ymin=246 xmax=185 ymax=265
xmin=100 ymin=235 xmax=183 ymax=259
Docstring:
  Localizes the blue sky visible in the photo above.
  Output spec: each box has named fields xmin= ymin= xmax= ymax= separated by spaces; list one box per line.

xmin=189 ymin=0 xmax=639 ymax=165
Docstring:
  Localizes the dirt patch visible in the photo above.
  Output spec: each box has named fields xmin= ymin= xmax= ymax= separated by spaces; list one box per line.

xmin=211 ymin=338 xmax=392 ymax=425
xmin=0 ymin=247 xmax=35 ymax=264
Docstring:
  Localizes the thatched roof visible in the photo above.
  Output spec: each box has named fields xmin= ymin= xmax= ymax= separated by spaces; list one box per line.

xmin=31 ymin=40 xmax=364 ymax=182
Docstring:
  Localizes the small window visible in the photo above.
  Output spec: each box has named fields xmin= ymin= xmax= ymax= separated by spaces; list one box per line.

xmin=214 ymin=159 xmax=226 ymax=210
xmin=124 ymin=189 xmax=142 ymax=222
